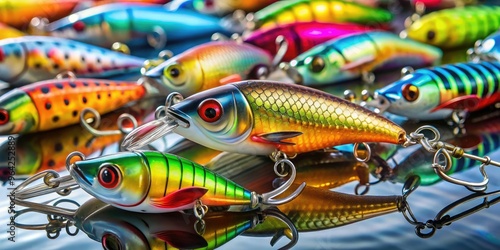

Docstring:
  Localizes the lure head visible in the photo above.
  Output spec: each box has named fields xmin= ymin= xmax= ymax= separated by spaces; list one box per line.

xmin=372 ymin=73 xmax=442 ymax=120
xmin=0 ymin=39 xmax=27 ymax=82
xmin=0 ymin=89 xmax=39 ymax=134
xmin=70 ymin=152 xmax=151 ymax=209
xmin=143 ymin=54 xmax=204 ymax=97
xmin=404 ymin=15 xmax=448 ymax=48
xmin=288 ymin=44 xmax=352 ymax=85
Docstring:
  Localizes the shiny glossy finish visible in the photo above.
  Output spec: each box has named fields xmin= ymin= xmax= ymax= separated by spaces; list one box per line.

xmin=404 ymin=6 xmax=500 ymax=49
xmin=0 ymin=36 xmax=145 ymax=86
xmin=193 ymin=0 xmax=277 ymax=15
xmin=142 ymin=41 xmax=272 ymax=97
xmin=288 ymin=31 xmax=442 ymax=85
xmin=244 ymin=22 xmax=373 ymax=62
xmin=0 ymin=0 xmax=80 ymax=28
xmin=474 ymin=30 xmax=500 ymax=62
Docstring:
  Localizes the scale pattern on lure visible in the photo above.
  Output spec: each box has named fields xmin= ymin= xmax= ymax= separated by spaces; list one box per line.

xmin=0 ymin=36 xmax=145 ymax=86
xmin=142 ymin=41 xmax=273 ymax=97
xmin=0 ymin=78 xmax=146 ymax=134
xmin=123 ymin=80 xmax=406 ymax=155
xmin=404 ymin=6 xmax=500 ymax=49
xmin=70 ymin=151 xmax=265 ymax=213
xmin=372 ymin=62 xmax=500 ymax=120
xmin=43 ymin=3 xmax=237 ymax=48
xmin=244 ymin=22 xmax=374 ymax=62
xmin=287 ymin=31 xmax=442 ymax=85
xmin=252 ymin=0 xmax=393 ymax=30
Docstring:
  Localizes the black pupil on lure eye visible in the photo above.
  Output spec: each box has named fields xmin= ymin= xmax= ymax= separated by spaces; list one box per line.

xmin=0 ymin=112 xmax=6 ymax=122
xmin=427 ymin=30 xmax=436 ymax=41
xmin=101 ymin=168 xmax=114 ymax=183
xmin=408 ymin=90 xmax=416 ymax=99
xmin=170 ymin=68 xmax=180 ymax=78
xmin=204 ymin=108 xmax=217 ymax=119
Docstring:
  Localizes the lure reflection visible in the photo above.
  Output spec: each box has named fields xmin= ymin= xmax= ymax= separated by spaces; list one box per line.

xmin=67 ymin=150 xmax=305 ymax=213
xmin=39 ymin=3 xmax=237 ymax=49
xmin=0 ymin=36 xmax=145 ymax=86
xmin=369 ymin=62 xmax=500 ymax=121
xmin=122 ymin=80 xmax=406 ymax=154
xmin=285 ymin=31 xmax=442 ymax=85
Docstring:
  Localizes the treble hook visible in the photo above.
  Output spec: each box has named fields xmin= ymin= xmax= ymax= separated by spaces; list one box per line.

xmin=256 ymin=159 xmax=306 ymax=206
xmin=80 ymin=108 xmax=138 ymax=136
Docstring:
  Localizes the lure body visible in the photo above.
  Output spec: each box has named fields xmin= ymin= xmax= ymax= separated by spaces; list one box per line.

xmin=70 ymin=151 xmax=256 ymax=213
xmin=0 ymin=36 xmax=145 ymax=86
xmin=142 ymin=80 xmax=406 ymax=155
xmin=0 ymin=78 xmax=146 ymax=134
xmin=142 ymin=41 xmax=273 ymax=97
xmin=253 ymin=0 xmax=393 ymax=29
xmin=373 ymin=62 xmax=500 ymax=120
xmin=0 ymin=0 xmax=80 ymax=28
xmin=45 ymin=3 xmax=236 ymax=48
xmin=405 ymin=6 xmax=500 ymax=49
xmin=192 ymin=0 xmax=277 ymax=15
xmin=0 ymin=23 xmax=24 ymax=39
xmin=244 ymin=22 xmax=373 ymax=62
xmin=288 ymin=31 xmax=442 ymax=85
xmin=474 ymin=30 xmax=500 ymax=62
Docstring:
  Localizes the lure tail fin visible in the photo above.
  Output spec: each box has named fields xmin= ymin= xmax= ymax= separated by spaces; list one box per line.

xmin=151 ymin=187 xmax=208 ymax=208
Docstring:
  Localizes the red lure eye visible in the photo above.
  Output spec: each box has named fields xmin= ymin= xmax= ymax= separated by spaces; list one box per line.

xmin=72 ymin=21 xmax=86 ymax=32
xmin=98 ymin=164 xmax=121 ymax=189
xmin=102 ymin=233 xmax=122 ymax=250
xmin=0 ymin=109 xmax=9 ymax=125
xmin=197 ymin=99 xmax=223 ymax=123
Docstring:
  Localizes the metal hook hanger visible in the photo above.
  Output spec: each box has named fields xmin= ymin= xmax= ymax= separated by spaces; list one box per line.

xmin=257 ymin=159 xmax=306 ymax=206
xmin=80 ymin=108 xmax=138 ymax=136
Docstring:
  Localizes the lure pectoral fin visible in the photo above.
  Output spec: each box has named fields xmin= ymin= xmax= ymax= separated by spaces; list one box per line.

xmin=150 ymin=187 xmax=209 ymax=209
xmin=153 ymin=230 xmax=208 ymax=249
xmin=430 ymin=95 xmax=480 ymax=112
xmin=252 ymin=131 xmax=303 ymax=145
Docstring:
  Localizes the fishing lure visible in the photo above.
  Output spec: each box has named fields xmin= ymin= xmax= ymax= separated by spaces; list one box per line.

xmin=403 ymin=6 xmax=500 ymax=49
xmin=39 ymin=3 xmax=237 ymax=49
xmin=0 ymin=36 xmax=145 ymax=86
xmin=141 ymin=41 xmax=273 ymax=97
xmin=0 ymin=23 xmax=24 ymax=39
xmin=122 ymin=80 xmax=406 ymax=155
xmin=469 ymin=30 xmax=500 ymax=62
xmin=0 ymin=78 xmax=160 ymax=134
xmin=67 ymin=150 xmax=305 ymax=213
xmin=368 ymin=62 xmax=500 ymax=121
xmin=246 ymin=0 xmax=393 ymax=30
xmin=0 ymin=0 xmax=80 ymax=28
xmin=192 ymin=0 xmax=277 ymax=15
xmin=243 ymin=21 xmax=374 ymax=62
xmin=283 ymin=31 xmax=442 ymax=85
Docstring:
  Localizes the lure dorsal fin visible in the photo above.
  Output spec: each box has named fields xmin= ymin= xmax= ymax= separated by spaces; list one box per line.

xmin=219 ymin=74 xmax=243 ymax=85
xmin=150 ymin=187 xmax=208 ymax=208
xmin=251 ymin=131 xmax=303 ymax=145
xmin=430 ymin=95 xmax=480 ymax=112
xmin=153 ymin=230 xmax=208 ymax=248
xmin=341 ymin=56 xmax=376 ymax=71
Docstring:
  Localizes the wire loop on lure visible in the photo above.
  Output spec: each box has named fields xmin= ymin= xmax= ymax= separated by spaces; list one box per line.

xmin=353 ymin=142 xmax=372 ymax=162
xmin=14 ymin=170 xmax=78 ymax=200
xmin=193 ymin=200 xmax=209 ymax=220
xmin=405 ymin=125 xmax=499 ymax=191
xmin=80 ymin=108 xmax=139 ymax=136
xmin=256 ymin=159 xmax=306 ymax=206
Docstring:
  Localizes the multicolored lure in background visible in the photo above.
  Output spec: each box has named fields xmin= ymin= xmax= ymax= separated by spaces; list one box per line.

xmin=68 ymin=150 xmax=305 ymax=213
xmin=246 ymin=0 xmax=393 ymax=30
xmin=284 ymin=31 xmax=442 ymax=85
xmin=0 ymin=0 xmax=80 ymax=28
xmin=192 ymin=0 xmax=277 ymax=15
xmin=243 ymin=22 xmax=374 ymax=62
xmin=0 ymin=78 xmax=150 ymax=134
xmin=369 ymin=62 xmax=500 ymax=120
xmin=141 ymin=41 xmax=273 ymax=97
xmin=403 ymin=6 xmax=500 ymax=49
xmin=122 ymin=80 xmax=407 ymax=155
xmin=470 ymin=30 xmax=500 ymax=62
xmin=0 ymin=22 xmax=25 ymax=39
xmin=38 ymin=3 xmax=238 ymax=49
xmin=0 ymin=36 xmax=145 ymax=86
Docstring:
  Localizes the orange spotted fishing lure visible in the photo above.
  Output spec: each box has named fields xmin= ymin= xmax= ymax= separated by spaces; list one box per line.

xmin=0 ymin=78 xmax=148 ymax=135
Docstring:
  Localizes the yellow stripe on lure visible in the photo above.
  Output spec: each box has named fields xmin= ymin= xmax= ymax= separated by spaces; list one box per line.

xmin=122 ymin=80 xmax=406 ymax=155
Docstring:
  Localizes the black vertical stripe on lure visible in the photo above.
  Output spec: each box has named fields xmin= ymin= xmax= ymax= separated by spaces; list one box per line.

xmin=430 ymin=68 xmax=452 ymax=90
xmin=178 ymin=156 xmax=183 ymax=190
xmin=456 ymin=63 xmax=489 ymax=97
xmin=213 ymin=174 xmax=218 ymax=195
xmin=162 ymin=153 xmax=170 ymax=197
xmin=482 ymin=62 xmax=500 ymax=93
xmin=441 ymin=65 xmax=470 ymax=95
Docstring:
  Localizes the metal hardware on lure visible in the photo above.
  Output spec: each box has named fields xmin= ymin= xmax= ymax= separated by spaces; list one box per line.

xmin=37 ymin=3 xmax=238 ymax=49
xmin=65 ymin=150 xmax=305 ymax=214
xmin=243 ymin=22 xmax=375 ymax=62
xmin=402 ymin=6 xmax=500 ymax=49
xmin=243 ymin=0 xmax=393 ymax=30
xmin=0 ymin=78 xmax=150 ymax=134
xmin=468 ymin=31 xmax=500 ymax=62
xmin=122 ymin=80 xmax=407 ymax=154
xmin=140 ymin=41 xmax=273 ymax=97
xmin=368 ymin=62 xmax=500 ymax=121
xmin=0 ymin=22 xmax=24 ymax=39
xmin=283 ymin=31 xmax=442 ymax=85
xmin=0 ymin=36 xmax=145 ymax=86
xmin=192 ymin=0 xmax=277 ymax=15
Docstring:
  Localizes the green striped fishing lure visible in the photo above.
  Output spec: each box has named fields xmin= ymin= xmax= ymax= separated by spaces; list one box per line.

xmin=68 ymin=151 xmax=305 ymax=214
xmin=371 ymin=61 xmax=500 ymax=120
